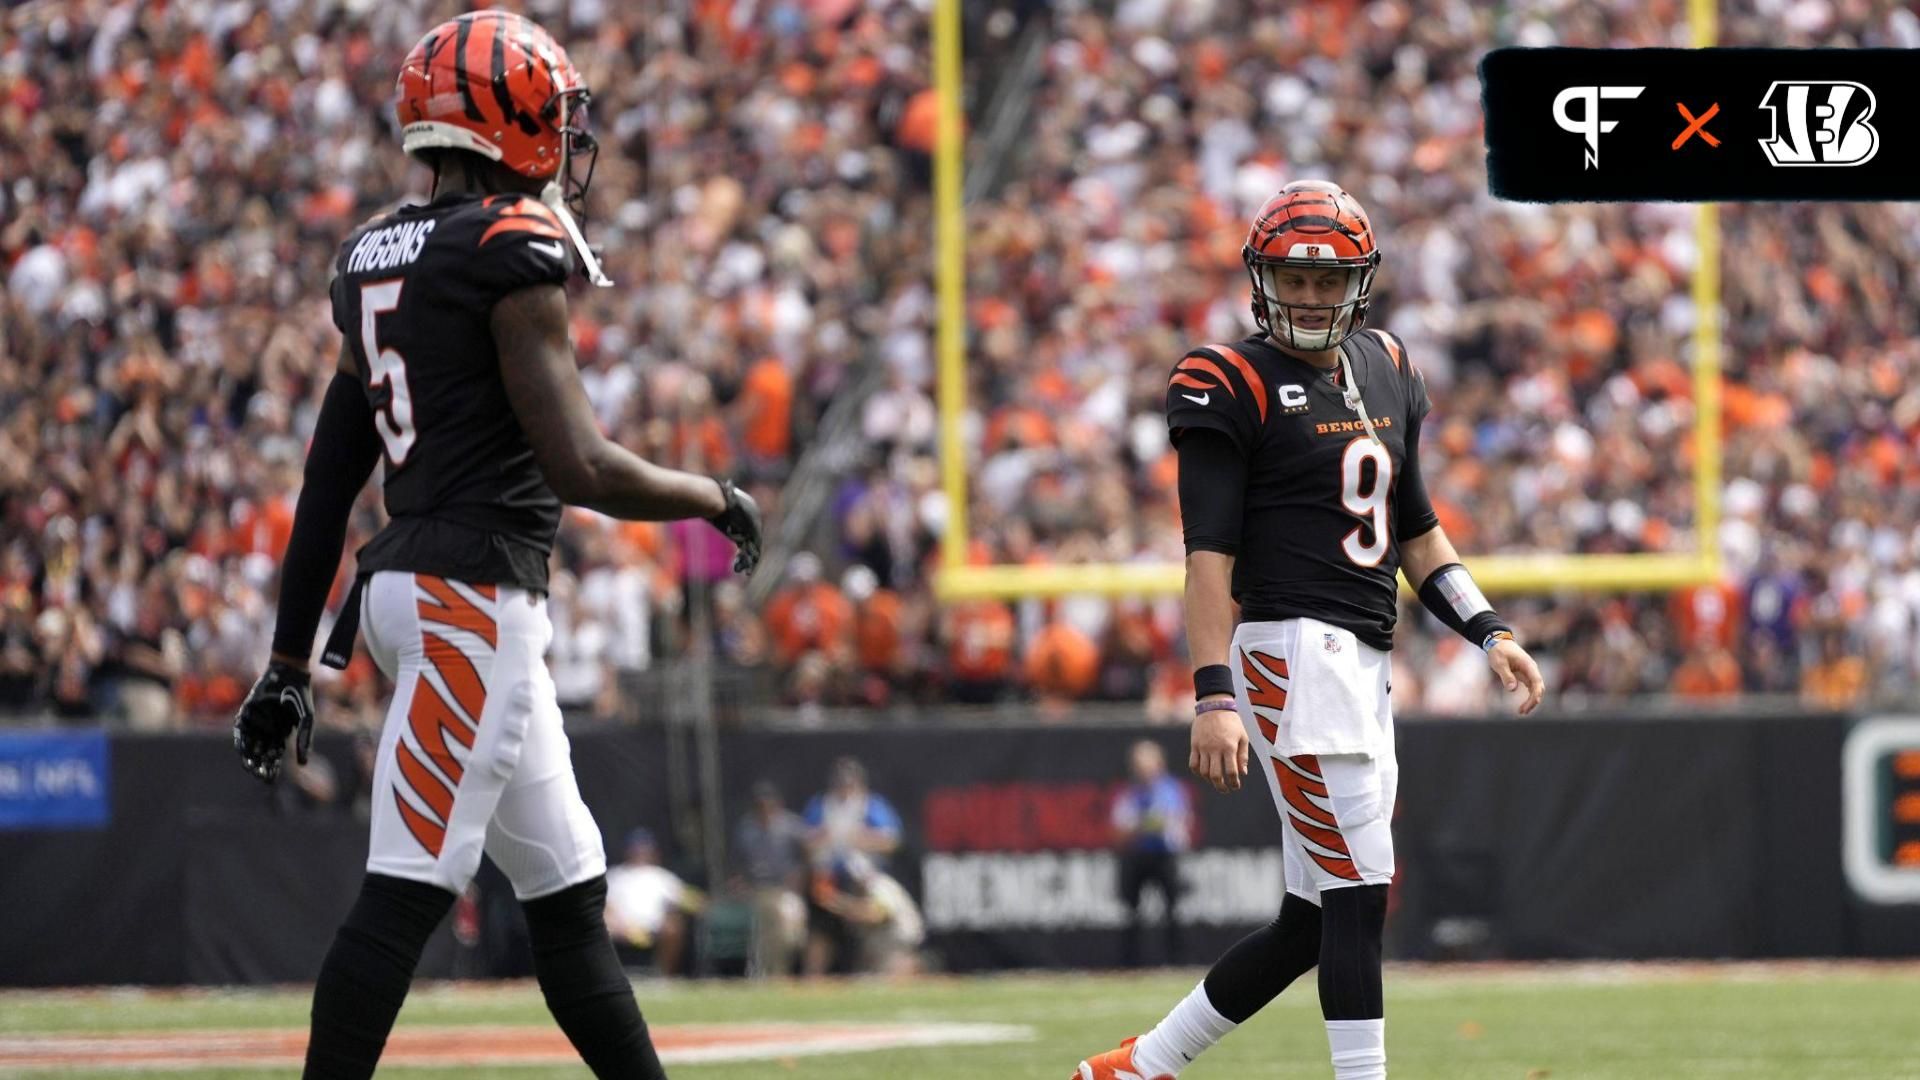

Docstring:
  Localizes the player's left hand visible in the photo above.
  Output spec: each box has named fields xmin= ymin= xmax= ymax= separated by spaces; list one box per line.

xmin=1486 ymin=639 xmax=1546 ymax=715
xmin=707 ymin=478 xmax=763 ymax=576
xmin=233 ymin=659 xmax=316 ymax=783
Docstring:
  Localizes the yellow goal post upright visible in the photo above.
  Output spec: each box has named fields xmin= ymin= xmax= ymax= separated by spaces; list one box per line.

xmin=931 ymin=0 xmax=1722 ymax=602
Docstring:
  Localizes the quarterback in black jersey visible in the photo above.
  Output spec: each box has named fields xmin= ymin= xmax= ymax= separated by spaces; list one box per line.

xmin=1076 ymin=182 xmax=1544 ymax=1080
xmin=229 ymin=13 xmax=758 ymax=1080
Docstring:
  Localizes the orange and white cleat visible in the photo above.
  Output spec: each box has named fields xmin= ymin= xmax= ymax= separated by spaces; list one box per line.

xmin=1074 ymin=1036 xmax=1173 ymax=1080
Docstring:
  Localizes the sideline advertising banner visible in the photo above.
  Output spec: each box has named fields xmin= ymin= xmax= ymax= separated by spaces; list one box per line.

xmin=0 ymin=729 xmax=110 ymax=830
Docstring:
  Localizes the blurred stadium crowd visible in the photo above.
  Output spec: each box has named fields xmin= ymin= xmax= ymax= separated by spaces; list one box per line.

xmin=3 ymin=0 xmax=1919 ymax=732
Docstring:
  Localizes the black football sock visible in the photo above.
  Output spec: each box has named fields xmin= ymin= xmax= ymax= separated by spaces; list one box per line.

xmin=305 ymin=873 xmax=455 ymax=1079
xmin=1317 ymin=883 xmax=1388 ymax=1020
xmin=522 ymin=876 xmax=667 ymax=1080
xmin=1202 ymin=891 xmax=1323 ymax=1022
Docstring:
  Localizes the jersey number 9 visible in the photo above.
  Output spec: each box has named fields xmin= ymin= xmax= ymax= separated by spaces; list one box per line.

xmin=1339 ymin=438 xmax=1394 ymax=568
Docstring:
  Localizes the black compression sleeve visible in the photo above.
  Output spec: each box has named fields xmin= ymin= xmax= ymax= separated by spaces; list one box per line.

xmin=1417 ymin=562 xmax=1512 ymax=647
xmin=1177 ymin=427 xmax=1247 ymax=556
xmin=1396 ymin=408 xmax=1440 ymax=540
xmin=271 ymin=372 xmax=383 ymax=662
xmin=1203 ymin=891 xmax=1322 ymax=1023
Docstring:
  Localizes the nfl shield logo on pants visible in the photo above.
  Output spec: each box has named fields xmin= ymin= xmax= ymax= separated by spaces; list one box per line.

xmin=1323 ymin=632 xmax=1342 ymax=654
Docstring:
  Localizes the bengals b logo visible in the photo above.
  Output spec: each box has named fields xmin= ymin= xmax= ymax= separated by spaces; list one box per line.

xmin=1758 ymin=81 xmax=1879 ymax=167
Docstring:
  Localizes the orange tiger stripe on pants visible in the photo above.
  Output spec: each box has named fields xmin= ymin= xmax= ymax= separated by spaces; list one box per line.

xmin=1232 ymin=616 xmax=1399 ymax=902
xmin=361 ymin=571 xmax=608 ymax=899
xmin=1278 ymin=755 xmax=1363 ymax=881
xmin=391 ymin=577 xmax=496 ymax=858
xmin=1240 ymin=648 xmax=1290 ymax=745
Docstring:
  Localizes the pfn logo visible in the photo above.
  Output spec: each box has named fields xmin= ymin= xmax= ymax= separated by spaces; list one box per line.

xmin=1758 ymin=81 xmax=1879 ymax=167
xmin=1552 ymin=85 xmax=1645 ymax=170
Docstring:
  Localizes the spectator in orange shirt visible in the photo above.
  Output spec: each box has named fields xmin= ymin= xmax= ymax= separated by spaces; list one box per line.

xmin=229 ymin=494 xmax=296 ymax=560
xmin=737 ymin=356 xmax=795 ymax=480
xmin=1670 ymin=637 xmax=1742 ymax=699
xmin=1027 ymin=618 xmax=1099 ymax=715
xmin=943 ymin=599 xmax=1015 ymax=705
xmin=763 ymin=554 xmax=853 ymax=669
xmin=1802 ymin=631 xmax=1869 ymax=710
xmin=1669 ymin=581 xmax=1743 ymax=653
xmin=844 ymin=565 xmax=906 ymax=705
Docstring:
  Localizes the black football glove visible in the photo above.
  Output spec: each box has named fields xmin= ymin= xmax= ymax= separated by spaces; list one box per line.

xmin=707 ymin=478 xmax=763 ymax=575
xmin=233 ymin=660 xmax=315 ymax=783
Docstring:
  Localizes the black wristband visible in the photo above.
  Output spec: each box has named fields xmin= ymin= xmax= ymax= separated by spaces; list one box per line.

xmin=1417 ymin=562 xmax=1513 ymax=648
xmin=1194 ymin=664 xmax=1235 ymax=699
xmin=264 ymin=658 xmax=311 ymax=689
xmin=707 ymin=476 xmax=735 ymax=524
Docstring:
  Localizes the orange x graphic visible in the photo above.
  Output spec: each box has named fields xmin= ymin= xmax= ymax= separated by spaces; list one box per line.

xmin=1673 ymin=102 xmax=1721 ymax=149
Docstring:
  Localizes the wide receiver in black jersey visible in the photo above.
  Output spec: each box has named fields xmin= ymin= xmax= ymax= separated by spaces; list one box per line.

xmin=1076 ymin=182 xmax=1545 ymax=1080
xmin=229 ymin=12 xmax=759 ymax=1079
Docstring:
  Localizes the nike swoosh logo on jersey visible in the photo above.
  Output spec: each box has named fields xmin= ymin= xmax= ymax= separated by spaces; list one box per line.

xmin=529 ymin=240 xmax=567 ymax=261
xmin=1182 ymin=392 xmax=1210 ymax=406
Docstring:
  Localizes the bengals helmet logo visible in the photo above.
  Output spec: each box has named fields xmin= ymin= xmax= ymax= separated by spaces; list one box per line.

xmin=1758 ymin=81 xmax=1879 ymax=167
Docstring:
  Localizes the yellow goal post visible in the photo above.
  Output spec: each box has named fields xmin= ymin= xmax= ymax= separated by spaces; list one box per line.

xmin=932 ymin=0 xmax=1722 ymax=601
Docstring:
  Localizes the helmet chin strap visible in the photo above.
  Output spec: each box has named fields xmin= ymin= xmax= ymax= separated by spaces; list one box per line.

xmin=542 ymin=180 xmax=612 ymax=287
xmin=1337 ymin=344 xmax=1383 ymax=447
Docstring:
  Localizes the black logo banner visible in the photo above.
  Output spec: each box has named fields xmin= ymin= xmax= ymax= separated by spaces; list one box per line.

xmin=1481 ymin=48 xmax=1920 ymax=201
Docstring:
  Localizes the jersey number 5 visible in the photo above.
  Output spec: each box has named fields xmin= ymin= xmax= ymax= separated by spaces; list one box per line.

xmin=1339 ymin=438 xmax=1394 ymax=567
xmin=360 ymin=280 xmax=417 ymax=466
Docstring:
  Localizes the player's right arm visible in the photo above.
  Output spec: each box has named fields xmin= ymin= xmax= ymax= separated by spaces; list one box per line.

xmin=1181 ymin=461 xmax=1249 ymax=794
xmin=493 ymin=283 xmax=762 ymax=572
xmin=1167 ymin=347 xmax=1261 ymax=794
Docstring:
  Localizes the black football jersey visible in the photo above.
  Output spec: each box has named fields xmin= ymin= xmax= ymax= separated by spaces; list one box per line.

xmin=328 ymin=191 xmax=576 ymax=593
xmin=1166 ymin=329 xmax=1439 ymax=651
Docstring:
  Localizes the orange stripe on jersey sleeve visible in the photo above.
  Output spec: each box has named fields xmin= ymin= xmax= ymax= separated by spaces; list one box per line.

xmin=1209 ymin=345 xmax=1268 ymax=422
xmin=1171 ymin=373 xmax=1215 ymax=392
xmin=479 ymin=216 xmax=567 ymax=247
xmin=1174 ymin=356 xmax=1235 ymax=396
xmin=1370 ymin=329 xmax=1405 ymax=371
xmin=492 ymin=197 xmax=562 ymax=227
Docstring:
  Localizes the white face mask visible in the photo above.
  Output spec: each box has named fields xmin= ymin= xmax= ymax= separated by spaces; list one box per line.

xmin=1257 ymin=264 xmax=1362 ymax=350
xmin=542 ymin=87 xmax=611 ymax=288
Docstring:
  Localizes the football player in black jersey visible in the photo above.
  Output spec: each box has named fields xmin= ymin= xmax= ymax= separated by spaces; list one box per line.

xmin=1076 ymin=182 xmax=1545 ymax=1080
xmin=230 ymin=13 xmax=759 ymax=1079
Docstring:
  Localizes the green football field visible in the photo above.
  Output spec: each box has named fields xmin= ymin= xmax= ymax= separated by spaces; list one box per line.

xmin=3 ymin=965 xmax=1919 ymax=1078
